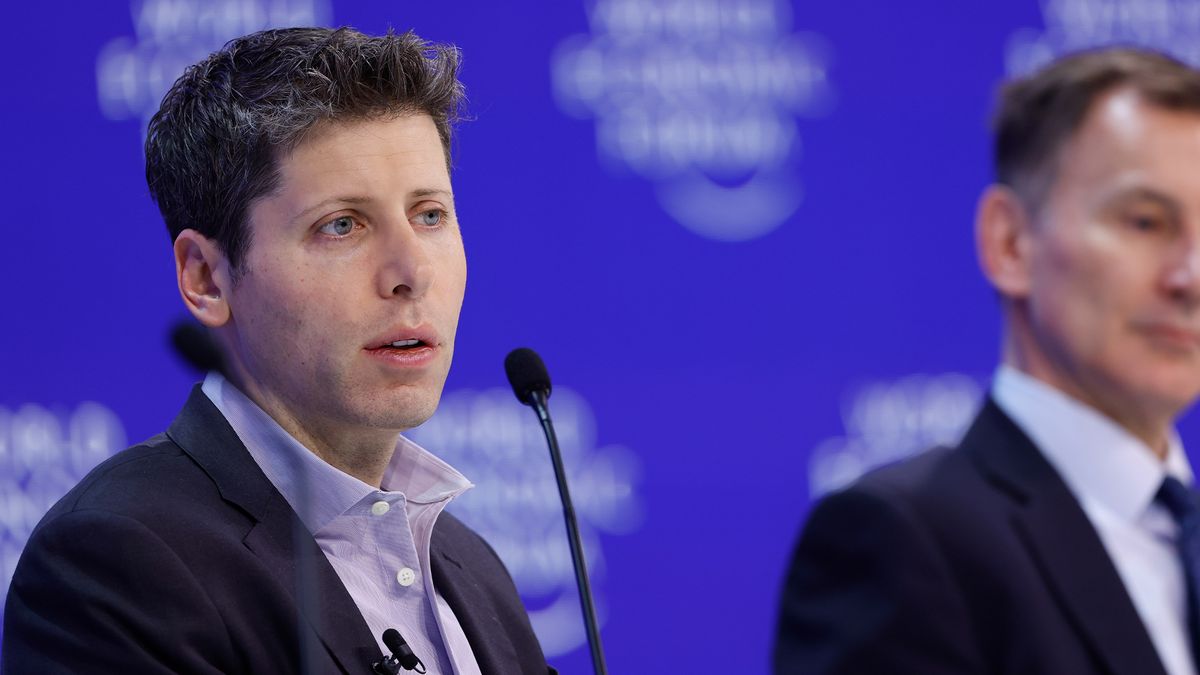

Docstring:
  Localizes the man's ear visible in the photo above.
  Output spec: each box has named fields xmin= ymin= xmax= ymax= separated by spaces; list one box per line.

xmin=174 ymin=229 xmax=234 ymax=327
xmin=976 ymin=184 xmax=1036 ymax=300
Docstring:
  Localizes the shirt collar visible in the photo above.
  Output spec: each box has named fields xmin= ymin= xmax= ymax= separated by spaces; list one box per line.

xmin=992 ymin=365 xmax=1191 ymax=523
xmin=201 ymin=372 xmax=472 ymax=533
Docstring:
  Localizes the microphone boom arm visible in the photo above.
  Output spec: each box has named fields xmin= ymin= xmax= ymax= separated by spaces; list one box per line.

xmin=529 ymin=389 xmax=609 ymax=675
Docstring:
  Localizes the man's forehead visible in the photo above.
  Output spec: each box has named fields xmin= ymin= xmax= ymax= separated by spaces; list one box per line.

xmin=278 ymin=115 xmax=450 ymax=190
xmin=1072 ymin=87 xmax=1200 ymax=146
xmin=1051 ymin=89 xmax=1200 ymax=180
xmin=244 ymin=116 xmax=451 ymax=227
xmin=279 ymin=112 xmax=440 ymax=157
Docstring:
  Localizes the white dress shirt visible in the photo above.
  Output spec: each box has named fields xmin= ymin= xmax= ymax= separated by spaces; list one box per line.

xmin=202 ymin=373 xmax=483 ymax=675
xmin=993 ymin=366 xmax=1196 ymax=675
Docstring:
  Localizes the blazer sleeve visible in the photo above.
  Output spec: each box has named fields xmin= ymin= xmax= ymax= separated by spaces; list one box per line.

xmin=773 ymin=485 xmax=985 ymax=675
xmin=3 ymin=509 xmax=235 ymax=674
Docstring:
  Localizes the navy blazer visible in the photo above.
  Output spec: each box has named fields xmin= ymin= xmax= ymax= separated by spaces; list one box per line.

xmin=3 ymin=386 xmax=554 ymax=675
xmin=774 ymin=399 xmax=1169 ymax=675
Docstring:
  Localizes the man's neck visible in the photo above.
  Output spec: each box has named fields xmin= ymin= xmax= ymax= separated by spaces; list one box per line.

xmin=1001 ymin=352 xmax=1173 ymax=461
xmin=227 ymin=372 xmax=399 ymax=488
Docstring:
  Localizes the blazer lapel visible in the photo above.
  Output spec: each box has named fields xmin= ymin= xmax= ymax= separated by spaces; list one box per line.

xmin=243 ymin=494 xmax=382 ymax=674
xmin=967 ymin=399 xmax=1168 ymax=675
xmin=431 ymin=538 xmax=521 ymax=674
xmin=167 ymin=386 xmax=381 ymax=675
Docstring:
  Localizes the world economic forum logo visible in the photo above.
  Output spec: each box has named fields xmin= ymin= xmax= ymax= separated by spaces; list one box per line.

xmin=408 ymin=387 xmax=642 ymax=657
xmin=551 ymin=0 xmax=834 ymax=242
xmin=0 ymin=403 xmax=127 ymax=610
xmin=808 ymin=373 xmax=982 ymax=498
xmin=96 ymin=0 xmax=331 ymax=127
xmin=1006 ymin=0 xmax=1200 ymax=75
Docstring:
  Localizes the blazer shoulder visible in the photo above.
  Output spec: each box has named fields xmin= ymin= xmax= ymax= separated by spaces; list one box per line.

xmin=34 ymin=431 xmax=230 ymax=539
xmin=844 ymin=399 xmax=1050 ymax=518
xmin=52 ymin=433 xmax=183 ymax=502
xmin=847 ymin=444 xmax=982 ymax=508
xmin=806 ymin=444 xmax=978 ymax=564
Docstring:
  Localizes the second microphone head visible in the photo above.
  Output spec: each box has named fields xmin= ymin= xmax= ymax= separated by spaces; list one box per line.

xmin=504 ymin=347 xmax=552 ymax=406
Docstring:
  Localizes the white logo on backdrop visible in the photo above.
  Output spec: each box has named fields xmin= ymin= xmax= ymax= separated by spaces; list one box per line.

xmin=1007 ymin=0 xmax=1200 ymax=75
xmin=808 ymin=374 xmax=982 ymax=498
xmin=96 ymin=0 xmax=331 ymax=127
xmin=408 ymin=387 xmax=641 ymax=657
xmin=0 ymin=404 xmax=127 ymax=604
xmin=551 ymin=0 xmax=833 ymax=242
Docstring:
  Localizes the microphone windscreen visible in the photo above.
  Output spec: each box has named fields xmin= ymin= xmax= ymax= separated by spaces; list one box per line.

xmin=170 ymin=321 xmax=226 ymax=377
xmin=504 ymin=347 xmax=552 ymax=405
xmin=382 ymin=628 xmax=403 ymax=654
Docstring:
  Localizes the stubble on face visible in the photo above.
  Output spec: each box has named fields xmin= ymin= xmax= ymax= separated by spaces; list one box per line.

xmin=215 ymin=114 xmax=467 ymax=482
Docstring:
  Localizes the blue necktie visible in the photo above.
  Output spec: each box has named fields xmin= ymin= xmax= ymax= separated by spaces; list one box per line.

xmin=1156 ymin=476 xmax=1200 ymax=664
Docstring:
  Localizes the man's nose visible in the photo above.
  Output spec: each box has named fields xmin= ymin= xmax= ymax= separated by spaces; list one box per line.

xmin=1163 ymin=232 xmax=1200 ymax=305
xmin=377 ymin=220 xmax=433 ymax=299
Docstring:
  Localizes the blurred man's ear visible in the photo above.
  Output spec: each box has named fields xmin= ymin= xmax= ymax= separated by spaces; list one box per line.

xmin=174 ymin=230 xmax=234 ymax=328
xmin=976 ymin=184 xmax=1035 ymax=300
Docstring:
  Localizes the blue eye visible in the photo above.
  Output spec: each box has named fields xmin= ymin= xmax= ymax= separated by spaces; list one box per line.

xmin=417 ymin=210 xmax=444 ymax=227
xmin=319 ymin=216 xmax=356 ymax=236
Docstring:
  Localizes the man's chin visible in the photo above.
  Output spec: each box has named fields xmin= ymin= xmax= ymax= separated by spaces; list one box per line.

xmin=1150 ymin=388 xmax=1200 ymax=421
xmin=356 ymin=393 xmax=441 ymax=433
xmin=1121 ymin=378 xmax=1200 ymax=426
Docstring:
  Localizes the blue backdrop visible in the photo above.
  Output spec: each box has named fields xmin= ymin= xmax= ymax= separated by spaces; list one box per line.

xmin=6 ymin=0 xmax=1200 ymax=672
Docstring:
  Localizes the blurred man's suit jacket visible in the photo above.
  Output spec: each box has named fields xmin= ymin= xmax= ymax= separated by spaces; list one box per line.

xmin=775 ymin=399 xmax=1171 ymax=675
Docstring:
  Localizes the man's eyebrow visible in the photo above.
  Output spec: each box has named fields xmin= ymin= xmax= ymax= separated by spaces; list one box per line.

xmin=288 ymin=189 xmax=454 ymax=224
xmin=1103 ymin=187 xmax=1182 ymax=217
xmin=411 ymin=188 xmax=454 ymax=200
xmin=289 ymin=195 xmax=373 ymax=224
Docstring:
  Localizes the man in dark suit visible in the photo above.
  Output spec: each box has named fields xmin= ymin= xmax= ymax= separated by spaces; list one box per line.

xmin=3 ymin=27 xmax=553 ymax=674
xmin=775 ymin=48 xmax=1200 ymax=674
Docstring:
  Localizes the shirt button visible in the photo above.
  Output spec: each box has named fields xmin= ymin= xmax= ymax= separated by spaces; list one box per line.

xmin=371 ymin=500 xmax=390 ymax=516
xmin=396 ymin=567 xmax=416 ymax=587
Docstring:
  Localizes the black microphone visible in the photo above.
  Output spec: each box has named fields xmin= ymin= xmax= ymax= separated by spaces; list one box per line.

xmin=371 ymin=628 xmax=426 ymax=674
xmin=169 ymin=320 xmax=230 ymax=380
xmin=504 ymin=348 xmax=609 ymax=675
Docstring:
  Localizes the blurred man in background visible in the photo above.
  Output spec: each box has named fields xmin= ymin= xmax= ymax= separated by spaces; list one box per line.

xmin=4 ymin=27 xmax=553 ymax=674
xmin=776 ymin=48 xmax=1200 ymax=675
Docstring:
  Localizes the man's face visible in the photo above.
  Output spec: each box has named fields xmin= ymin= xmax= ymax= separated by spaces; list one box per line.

xmin=221 ymin=114 xmax=466 ymax=440
xmin=1015 ymin=88 xmax=1200 ymax=427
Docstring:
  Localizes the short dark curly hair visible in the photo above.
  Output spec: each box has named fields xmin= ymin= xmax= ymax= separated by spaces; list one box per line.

xmin=145 ymin=26 xmax=465 ymax=276
xmin=994 ymin=47 xmax=1200 ymax=210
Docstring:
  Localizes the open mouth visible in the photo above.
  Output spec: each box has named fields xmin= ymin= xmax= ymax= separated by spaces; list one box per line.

xmin=372 ymin=339 xmax=430 ymax=352
xmin=365 ymin=325 xmax=439 ymax=361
